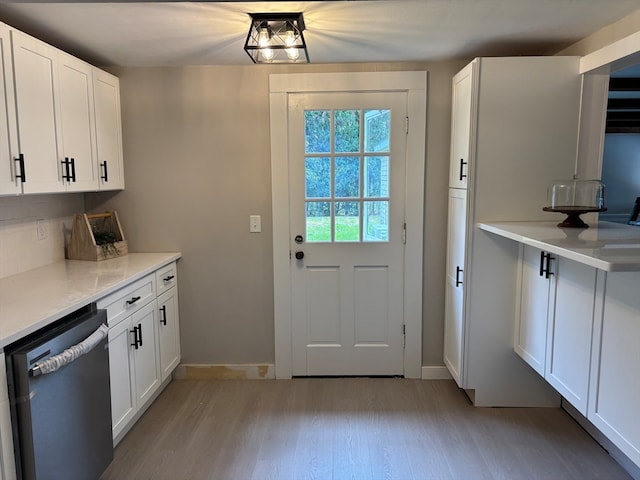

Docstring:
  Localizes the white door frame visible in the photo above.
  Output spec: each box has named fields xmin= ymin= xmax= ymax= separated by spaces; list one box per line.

xmin=270 ymin=71 xmax=427 ymax=379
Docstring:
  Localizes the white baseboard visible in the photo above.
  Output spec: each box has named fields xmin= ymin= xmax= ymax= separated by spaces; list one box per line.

xmin=421 ymin=366 xmax=452 ymax=380
xmin=174 ymin=363 xmax=275 ymax=380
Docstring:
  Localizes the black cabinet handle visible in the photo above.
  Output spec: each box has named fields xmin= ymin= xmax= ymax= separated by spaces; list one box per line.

xmin=70 ymin=157 xmax=76 ymax=182
xmin=137 ymin=324 xmax=143 ymax=347
xmin=61 ymin=158 xmax=71 ymax=181
xmin=126 ymin=296 xmax=141 ymax=305
xmin=130 ymin=326 xmax=139 ymax=349
xmin=539 ymin=251 xmax=545 ymax=277
xmin=455 ymin=266 xmax=463 ymax=287
xmin=160 ymin=305 xmax=167 ymax=325
xmin=100 ymin=160 xmax=108 ymax=182
xmin=163 ymin=275 xmax=175 ymax=282
xmin=15 ymin=154 xmax=26 ymax=182
xmin=459 ymin=158 xmax=467 ymax=181
xmin=539 ymin=251 xmax=555 ymax=279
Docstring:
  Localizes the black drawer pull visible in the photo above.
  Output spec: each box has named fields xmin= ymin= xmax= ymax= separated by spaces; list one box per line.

xmin=163 ymin=275 xmax=175 ymax=282
xmin=126 ymin=296 xmax=141 ymax=305
xmin=160 ymin=305 xmax=167 ymax=325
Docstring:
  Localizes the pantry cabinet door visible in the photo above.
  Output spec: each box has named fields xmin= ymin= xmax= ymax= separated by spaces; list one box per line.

xmin=57 ymin=52 xmax=98 ymax=191
xmin=448 ymin=61 xmax=475 ymax=189
xmin=0 ymin=24 xmax=19 ymax=195
xmin=11 ymin=29 xmax=64 ymax=194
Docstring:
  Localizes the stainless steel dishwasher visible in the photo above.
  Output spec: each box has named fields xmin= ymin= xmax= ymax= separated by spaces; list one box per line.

xmin=5 ymin=303 xmax=113 ymax=480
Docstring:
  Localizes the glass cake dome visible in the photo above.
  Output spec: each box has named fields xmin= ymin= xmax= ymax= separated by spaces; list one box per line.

xmin=543 ymin=179 xmax=606 ymax=228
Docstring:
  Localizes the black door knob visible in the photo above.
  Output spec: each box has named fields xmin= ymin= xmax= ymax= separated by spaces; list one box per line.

xmin=295 ymin=251 xmax=304 ymax=260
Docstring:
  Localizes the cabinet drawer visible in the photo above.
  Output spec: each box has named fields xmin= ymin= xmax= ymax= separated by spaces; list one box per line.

xmin=97 ymin=273 xmax=156 ymax=327
xmin=155 ymin=262 xmax=177 ymax=296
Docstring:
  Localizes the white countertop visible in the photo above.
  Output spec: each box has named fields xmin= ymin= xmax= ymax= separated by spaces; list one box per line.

xmin=0 ymin=252 xmax=181 ymax=349
xmin=479 ymin=221 xmax=640 ymax=272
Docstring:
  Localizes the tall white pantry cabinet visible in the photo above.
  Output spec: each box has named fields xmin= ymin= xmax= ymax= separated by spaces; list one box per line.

xmin=443 ymin=57 xmax=583 ymax=406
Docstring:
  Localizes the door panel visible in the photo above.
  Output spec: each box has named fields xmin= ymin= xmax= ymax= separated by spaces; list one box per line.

xmin=289 ymin=91 xmax=407 ymax=376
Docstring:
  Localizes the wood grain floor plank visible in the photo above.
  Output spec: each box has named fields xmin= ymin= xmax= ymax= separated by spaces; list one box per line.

xmin=100 ymin=378 xmax=632 ymax=480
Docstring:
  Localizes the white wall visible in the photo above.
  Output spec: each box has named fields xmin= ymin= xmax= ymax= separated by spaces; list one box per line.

xmin=84 ymin=61 xmax=464 ymax=366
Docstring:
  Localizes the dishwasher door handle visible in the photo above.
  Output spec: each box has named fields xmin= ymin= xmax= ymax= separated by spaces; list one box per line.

xmin=30 ymin=323 xmax=109 ymax=377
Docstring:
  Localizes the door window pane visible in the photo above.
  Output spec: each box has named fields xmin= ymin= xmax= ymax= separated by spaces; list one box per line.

xmin=335 ymin=202 xmax=360 ymax=242
xmin=365 ymin=110 xmax=390 ymax=152
xmin=335 ymin=110 xmax=360 ymax=153
xmin=335 ymin=157 xmax=360 ymax=198
xmin=306 ymin=202 xmax=331 ymax=242
xmin=303 ymin=107 xmax=391 ymax=244
xmin=364 ymin=156 xmax=389 ymax=198
xmin=305 ymin=157 xmax=331 ymax=198
xmin=364 ymin=201 xmax=389 ymax=242
xmin=305 ymin=110 xmax=330 ymax=153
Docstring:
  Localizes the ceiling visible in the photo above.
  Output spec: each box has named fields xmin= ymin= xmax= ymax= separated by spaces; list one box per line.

xmin=0 ymin=1 xmax=639 ymax=67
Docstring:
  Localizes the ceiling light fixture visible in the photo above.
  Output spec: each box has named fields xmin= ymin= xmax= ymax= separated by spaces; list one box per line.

xmin=244 ymin=13 xmax=309 ymax=64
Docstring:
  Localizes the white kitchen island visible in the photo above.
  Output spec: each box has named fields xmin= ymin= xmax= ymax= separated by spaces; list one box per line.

xmin=480 ymin=220 xmax=640 ymax=473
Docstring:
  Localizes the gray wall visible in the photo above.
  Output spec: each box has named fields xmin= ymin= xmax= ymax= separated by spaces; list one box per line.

xmin=601 ymin=134 xmax=640 ymax=215
xmin=85 ymin=61 xmax=465 ymax=366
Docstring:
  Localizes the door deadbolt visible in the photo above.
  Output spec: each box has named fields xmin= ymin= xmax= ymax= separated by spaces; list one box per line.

xmin=294 ymin=235 xmax=304 ymax=244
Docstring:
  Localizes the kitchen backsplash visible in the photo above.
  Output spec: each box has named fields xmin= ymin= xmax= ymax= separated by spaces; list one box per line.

xmin=0 ymin=194 xmax=84 ymax=280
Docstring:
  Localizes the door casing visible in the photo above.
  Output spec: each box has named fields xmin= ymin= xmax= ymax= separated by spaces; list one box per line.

xmin=269 ymin=71 xmax=427 ymax=378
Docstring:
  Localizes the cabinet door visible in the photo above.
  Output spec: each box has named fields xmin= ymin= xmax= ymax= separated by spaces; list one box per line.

xmin=515 ymin=246 xmax=551 ymax=375
xmin=0 ymin=24 xmax=19 ymax=195
xmin=443 ymin=188 xmax=467 ymax=385
xmin=11 ymin=30 xmax=64 ymax=194
xmin=545 ymin=257 xmax=596 ymax=415
xmin=132 ymin=301 xmax=161 ymax=407
xmin=57 ymin=52 xmax=98 ymax=191
xmin=108 ymin=316 xmax=136 ymax=440
xmin=93 ymin=68 xmax=124 ymax=190
xmin=158 ymin=288 xmax=181 ymax=382
xmin=588 ymin=271 xmax=640 ymax=468
xmin=448 ymin=61 xmax=474 ymax=189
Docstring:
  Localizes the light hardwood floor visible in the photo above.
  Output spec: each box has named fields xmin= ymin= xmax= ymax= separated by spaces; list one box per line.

xmin=100 ymin=378 xmax=631 ymax=480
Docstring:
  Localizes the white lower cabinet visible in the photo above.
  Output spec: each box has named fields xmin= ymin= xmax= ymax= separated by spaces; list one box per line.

xmin=98 ymin=261 xmax=180 ymax=443
xmin=588 ymin=271 xmax=640 ymax=468
xmin=158 ymin=288 xmax=180 ymax=382
xmin=107 ymin=312 xmax=137 ymax=439
xmin=545 ymin=256 xmax=596 ymax=415
xmin=515 ymin=246 xmax=596 ymax=414
xmin=515 ymin=246 xmax=552 ymax=375
xmin=131 ymin=302 xmax=161 ymax=407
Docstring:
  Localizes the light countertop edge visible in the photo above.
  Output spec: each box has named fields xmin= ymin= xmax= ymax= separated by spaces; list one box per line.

xmin=478 ymin=221 xmax=640 ymax=272
xmin=0 ymin=252 xmax=181 ymax=350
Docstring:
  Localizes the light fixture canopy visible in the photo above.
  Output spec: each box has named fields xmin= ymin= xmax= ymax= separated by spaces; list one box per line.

xmin=244 ymin=12 xmax=309 ymax=64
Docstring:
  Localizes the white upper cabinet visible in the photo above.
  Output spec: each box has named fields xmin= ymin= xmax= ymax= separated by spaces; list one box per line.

xmin=57 ymin=51 xmax=98 ymax=191
xmin=0 ymin=24 xmax=19 ymax=195
xmin=11 ymin=29 xmax=64 ymax=194
xmin=93 ymin=68 xmax=124 ymax=190
xmin=0 ymin=21 xmax=124 ymax=196
xmin=448 ymin=61 xmax=474 ymax=189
